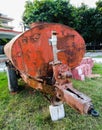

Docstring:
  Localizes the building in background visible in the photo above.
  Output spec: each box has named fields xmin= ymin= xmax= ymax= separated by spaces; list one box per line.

xmin=0 ymin=13 xmax=14 ymax=30
xmin=0 ymin=13 xmax=22 ymax=44
xmin=0 ymin=13 xmax=22 ymax=71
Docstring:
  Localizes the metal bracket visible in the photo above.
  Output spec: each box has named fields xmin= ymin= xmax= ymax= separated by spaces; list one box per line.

xmin=49 ymin=31 xmax=61 ymax=65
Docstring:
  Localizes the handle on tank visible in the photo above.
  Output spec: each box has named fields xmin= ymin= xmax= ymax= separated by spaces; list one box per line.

xmin=49 ymin=31 xmax=61 ymax=65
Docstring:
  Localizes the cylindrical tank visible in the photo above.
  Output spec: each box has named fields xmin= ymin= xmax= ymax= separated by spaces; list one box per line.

xmin=4 ymin=23 xmax=85 ymax=79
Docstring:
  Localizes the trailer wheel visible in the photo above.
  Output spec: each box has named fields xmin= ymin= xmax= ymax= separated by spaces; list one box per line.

xmin=91 ymin=109 xmax=99 ymax=117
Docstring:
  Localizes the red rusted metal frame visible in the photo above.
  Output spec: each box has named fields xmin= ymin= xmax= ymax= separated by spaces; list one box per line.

xmin=52 ymin=63 xmax=92 ymax=114
xmin=4 ymin=23 xmax=93 ymax=114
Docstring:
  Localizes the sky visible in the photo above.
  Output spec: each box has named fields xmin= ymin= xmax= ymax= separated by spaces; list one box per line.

xmin=0 ymin=0 xmax=98 ymax=31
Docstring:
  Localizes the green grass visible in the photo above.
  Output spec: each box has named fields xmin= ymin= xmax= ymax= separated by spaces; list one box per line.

xmin=92 ymin=63 xmax=102 ymax=74
xmin=92 ymin=56 xmax=102 ymax=58
xmin=0 ymin=63 xmax=102 ymax=130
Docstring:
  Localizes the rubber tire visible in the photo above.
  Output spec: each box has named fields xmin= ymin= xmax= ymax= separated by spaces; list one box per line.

xmin=91 ymin=109 xmax=99 ymax=117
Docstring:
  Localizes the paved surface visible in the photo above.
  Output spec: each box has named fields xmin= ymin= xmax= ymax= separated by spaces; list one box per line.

xmin=92 ymin=58 xmax=102 ymax=63
xmin=0 ymin=62 xmax=6 ymax=72
xmin=85 ymin=52 xmax=102 ymax=63
xmin=0 ymin=55 xmax=7 ymax=72
xmin=85 ymin=51 xmax=102 ymax=57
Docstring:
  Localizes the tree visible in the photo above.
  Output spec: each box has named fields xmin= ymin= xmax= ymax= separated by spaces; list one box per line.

xmin=95 ymin=0 xmax=102 ymax=43
xmin=75 ymin=4 xmax=95 ymax=42
xmin=22 ymin=0 xmax=102 ymax=50
xmin=96 ymin=0 xmax=102 ymax=10
xmin=22 ymin=0 xmax=75 ymax=27
xmin=75 ymin=2 xmax=102 ymax=48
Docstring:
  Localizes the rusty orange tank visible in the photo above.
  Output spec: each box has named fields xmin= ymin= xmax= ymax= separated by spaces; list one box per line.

xmin=4 ymin=23 xmax=98 ymax=116
xmin=4 ymin=23 xmax=85 ymax=78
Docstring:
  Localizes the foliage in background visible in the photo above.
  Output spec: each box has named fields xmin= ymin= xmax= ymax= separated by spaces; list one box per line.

xmin=0 ymin=38 xmax=10 ymax=45
xmin=22 ymin=0 xmax=102 ymax=46
xmin=23 ymin=0 xmax=75 ymax=27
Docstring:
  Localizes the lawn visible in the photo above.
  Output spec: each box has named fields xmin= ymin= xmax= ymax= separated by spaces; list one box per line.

xmin=0 ymin=63 xmax=102 ymax=130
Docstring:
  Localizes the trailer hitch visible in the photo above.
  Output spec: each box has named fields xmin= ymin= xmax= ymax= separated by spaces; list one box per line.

xmin=49 ymin=30 xmax=99 ymax=116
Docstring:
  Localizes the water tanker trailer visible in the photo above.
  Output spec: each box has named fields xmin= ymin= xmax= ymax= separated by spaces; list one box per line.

xmin=0 ymin=23 xmax=99 ymax=117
